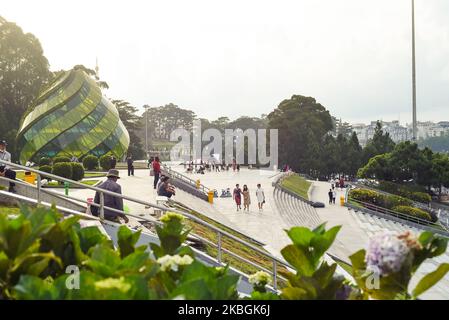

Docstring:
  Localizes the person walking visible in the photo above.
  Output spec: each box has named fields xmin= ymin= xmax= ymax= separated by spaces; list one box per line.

xmin=332 ymin=189 xmax=337 ymax=204
xmin=91 ymin=169 xmax=129 ymax=223
xmin=233 ymin=184 xmax=242 ymax=211
xmin=152 ymin=156 xmax=161 ymax=189
xmin=110 ymin=156 xmax=117 ymax=169
xmin=256 ymin=183 xmax=265 ymax=212
xmin=242 ymin=185 xmax=251 ymax=211
xmin=0 ymin=140 xmax=16 ymax=193
xmin=126 ymin=154 xmax=134 ymax=176
xmin=330 ymin=178 xmax=335 ymax=190
xmin=328 ymin=189 xmax=333 ymax=205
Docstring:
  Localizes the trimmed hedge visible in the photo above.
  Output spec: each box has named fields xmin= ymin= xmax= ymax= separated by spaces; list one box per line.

xmin=70 ymin=162 xmax=85 ymax=181
xmin=349 ymin=188 xmax=412 ymax=209
xmin=39 ymin=157 xmax=51 ymax=166
xmin=99 ymin=155 xmax=112 ymax=171
xmin=53 ymin=156 xmax=71 ymax=164
xmin=39 ymin=165 xmax=53 ymax=181
xmin=392 ymin=205 xmax=432 ymax=222
xmin=82 ymin=155 xmax=98 ymax=170
xmin=52 ymin=162 xmax=72 ymax=181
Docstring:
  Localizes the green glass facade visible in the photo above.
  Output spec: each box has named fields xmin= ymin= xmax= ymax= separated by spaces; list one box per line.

xmin=17 ymin=69 xmax=130 ymax=164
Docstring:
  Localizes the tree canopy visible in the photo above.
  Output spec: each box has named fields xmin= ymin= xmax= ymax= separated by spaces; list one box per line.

xmin=0 ymin=16 xmax=50 ymax=158
xmin=268 ymin=95 xmax=333 ymax=174
xmin=358 ymin=141 xmax=449 ymax=194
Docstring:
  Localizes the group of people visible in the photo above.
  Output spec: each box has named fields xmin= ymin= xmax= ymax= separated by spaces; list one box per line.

xmin=185 ymin=158 xmax=242 ymax=174
xmin=232 ymin=183 xmax=265 ymax=212
xmin=327 ymin=176 xmax=345 ymax=205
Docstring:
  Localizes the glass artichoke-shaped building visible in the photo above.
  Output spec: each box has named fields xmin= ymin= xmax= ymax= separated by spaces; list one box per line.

xmin=16 ymin=69 xmax=130 ymax=164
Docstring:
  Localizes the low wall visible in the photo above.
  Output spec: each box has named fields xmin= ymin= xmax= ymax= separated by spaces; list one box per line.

xmin=161 ymin=169 xmax=208 ymax=201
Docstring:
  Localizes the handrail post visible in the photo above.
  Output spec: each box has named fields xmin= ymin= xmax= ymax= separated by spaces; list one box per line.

xmin=99 ymin=192 xmax=105 ymax=220
xmin=273 ymin=260 xmax=278 ymax=290
xmin=217 ymin=231 xmax=222 ymax=264
xmin=37 ymin=174 xmax=41 ymax=205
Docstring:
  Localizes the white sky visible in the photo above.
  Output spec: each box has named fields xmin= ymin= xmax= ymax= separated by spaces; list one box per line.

xmin=2 ymin=0 xmax=449 ymax=124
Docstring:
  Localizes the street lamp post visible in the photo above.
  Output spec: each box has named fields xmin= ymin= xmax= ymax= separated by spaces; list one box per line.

xmin=411 ymin=0 xmax=417 ymax=141
xmin=143 ymin=105 xmax=149 ymax=156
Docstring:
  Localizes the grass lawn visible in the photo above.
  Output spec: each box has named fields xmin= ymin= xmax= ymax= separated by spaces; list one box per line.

xmin=84 ymin=172 xmax=107 ymax=178
xmin=170 ymin=202 xmax=289 ymax=284
xmin=45 ymin=179 xmax=100 ymax=188
xmin=280 ymin=174 xmax=312 ymax=200
xmin=0 ymin=205 xmax=21 ymax=214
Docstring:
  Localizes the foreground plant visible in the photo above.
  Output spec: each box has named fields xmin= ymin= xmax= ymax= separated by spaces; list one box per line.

xmin=350 ymin=230 xmax=449 ymax=299
xmin=1 ymin=205 xmax=448 ymax=300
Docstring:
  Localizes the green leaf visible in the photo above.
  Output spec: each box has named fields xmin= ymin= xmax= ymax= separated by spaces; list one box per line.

xmin=13 ymin=275 xmax=58 ymax=300
xmin=310 ymin=225 xmax=341 ymax=260
xmin=281 ymin=286 xmax=309 ymax=300
xmin=77 ymin=226 xmax=109 ymax=254
xmin=313 ymin=262 xmax=337 ymax=288
xmin=118 ymin=251 xmax=150 ymax=271
xmin=286 ymin=227 xmax=315 ymax=247
xmin=281 ymin=245 xmax=314 ymax=276
xmin=85 ymin=245 xmax=121 ymax=277
xmin=349 ymin=249 xmax=366 ymax=270
xmin=117 ymin=225 xmax=143 ymax=258
xmin=413 ymin=263 xmax=449 ymax=298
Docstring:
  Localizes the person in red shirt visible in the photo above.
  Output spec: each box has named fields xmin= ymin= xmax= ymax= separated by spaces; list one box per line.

xmin=152 ymin=156 xmax=161 ymax=189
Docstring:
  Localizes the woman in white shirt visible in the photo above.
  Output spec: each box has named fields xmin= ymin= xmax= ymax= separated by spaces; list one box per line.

xmin=256 ymin=183 xmax=265 ymax=212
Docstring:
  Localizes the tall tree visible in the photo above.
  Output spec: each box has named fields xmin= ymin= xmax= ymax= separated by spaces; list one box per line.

xmin=267 ymin=95 xmax=333 ymax=174
xmin=362 ymin=121 xmax=395 ymax=166
xmin=112 ymin=100 xmax=144 ymax=159
xmin=0 ymin=17 xmax=50 ymax=158
xmin=346 ymin=132 xmax=363 ymax=178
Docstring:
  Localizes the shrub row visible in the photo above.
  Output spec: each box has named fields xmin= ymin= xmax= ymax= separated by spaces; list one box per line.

xmin=349 ymin=188 xmax=412 ymax=209
xmin=349 ymin=188 xmax=435 ymax=222
xmin=392 ymin=205 xmax=433 ymax=222
xmin=38 ymin=155 xmax=113 ymax=171
xmin=378 ymin=181 xmax=431 ymax=204
xmin=39 ymin=162 xmax=85 ymax=182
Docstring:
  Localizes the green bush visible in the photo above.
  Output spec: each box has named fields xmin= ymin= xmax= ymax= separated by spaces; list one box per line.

xmin=70 ymin=162 xmax=85 ymax=181
xmin=39 ymin=157 xmax=51 ymax=166
xmin=383 ymin=194 xmax=413 ymax=210
xmin=99 ymin=155 xmax=112 ymax=171
xmin=349 ymin=189 xmax=382 ymax=203
xmin=53 ymin=156 xmax=71 ymax=164
xmin=38 ymin=165 xmax=53 ymax=181
xmin=410 ymin=192 xmax=431 ymax=204
xmin=82 ymin=155 xmax=98 ymax=170
xmin=349 ymin=188 xmax=412 ymax=209
xmin=51 ymin=162 xmax=72 ymax=181
xmin=392 ymin=205 xmax=432 ymax=222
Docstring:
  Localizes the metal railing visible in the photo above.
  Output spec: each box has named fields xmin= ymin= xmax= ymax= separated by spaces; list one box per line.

xmin=161 ymin=163 xmax=211 ymax=194
xmin=0 ymin=159 xmax=288 ymax=289
xmin=347 ymin=197 xmax=449 ymax=234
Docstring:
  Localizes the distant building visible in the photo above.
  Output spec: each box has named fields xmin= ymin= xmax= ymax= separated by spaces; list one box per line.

xmin=406 ymin=121 xmax=448 ymax=140
xmin=350 ymin=120 xmax=449 ymax=147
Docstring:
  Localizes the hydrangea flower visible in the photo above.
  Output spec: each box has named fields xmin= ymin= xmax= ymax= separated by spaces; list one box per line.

xmin=157 ymin=254 xmax=193 ymax=272
xmin=248 ymin=271 xmax=271 ymax=287
xmin=365 ymin=231 xmax=419 ymax=276
xmin=160 ymin=212 xmax=185 ymax=223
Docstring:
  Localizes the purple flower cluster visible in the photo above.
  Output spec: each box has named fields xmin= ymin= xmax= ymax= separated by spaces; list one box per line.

xmin=365 ymin=232 xmax=415 ymax=276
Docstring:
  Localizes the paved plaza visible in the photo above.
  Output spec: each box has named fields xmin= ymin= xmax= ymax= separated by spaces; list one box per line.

xmin=55 ymin=164 xmax=368 ymax=260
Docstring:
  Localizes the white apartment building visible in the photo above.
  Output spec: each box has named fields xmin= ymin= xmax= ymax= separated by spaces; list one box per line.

xmin=351 ymin=120 xmax=449 ymax=146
